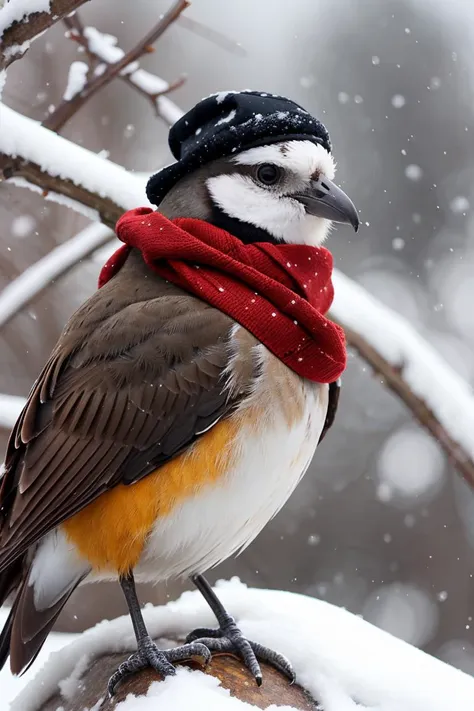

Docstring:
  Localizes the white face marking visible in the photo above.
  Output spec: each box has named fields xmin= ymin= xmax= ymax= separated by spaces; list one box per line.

xmin=206 ymin=141 xmax=337 ymax=246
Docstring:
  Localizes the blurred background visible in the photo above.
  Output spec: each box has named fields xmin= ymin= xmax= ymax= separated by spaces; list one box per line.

xmin=2 ymin=0 xmax=474 ymax=682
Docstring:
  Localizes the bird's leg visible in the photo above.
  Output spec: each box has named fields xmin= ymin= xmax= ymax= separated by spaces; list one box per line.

xmin=107 ymin=571 xmax=211 ymax=697
xmin=186 ymin=574 xmax=295 ymax=686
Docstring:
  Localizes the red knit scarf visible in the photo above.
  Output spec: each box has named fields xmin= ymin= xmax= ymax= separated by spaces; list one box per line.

xmin=99 ymin=207 xmax=346 ymax=383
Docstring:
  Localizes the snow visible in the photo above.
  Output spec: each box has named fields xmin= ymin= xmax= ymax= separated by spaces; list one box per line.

xmin=10 ymin=579 xmax=474 ymax=711
xmin=0 ymin=102 xmax=148 ymax=211
xmin=404 ymin=164 xmax=423 ymax=181
xmin=0 ymin=608 xmax=77 ymax=707
xmin=82 ymin=26 xmax=184 ymax=125
xmin=11 ymin=214 xmax=35 ymax=237
xmin=377 ymin=426 xmax=445 ymax=504
xmin=331 ymin=268 xmax=474 ymax=461
xmin=0 ymin=392 xmax=24 ymax=429
xmin=0 ymin=0 xmax=50 ymax=38
xmin=391 ymin=94 xmax=406 ymax=108
xmin=450 ymin=195 xmax=470 ymax=214
xmin=0 ymin=222 xmax=113 ymax=330
xmin=62 ymin=60 xmax=88 ymax=101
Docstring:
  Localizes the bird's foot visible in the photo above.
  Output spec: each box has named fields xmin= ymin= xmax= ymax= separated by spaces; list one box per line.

xmin=107 ymin=635 xmax=211 ymax=696
xmin=185 ymin=613 xmax=295 ymax=686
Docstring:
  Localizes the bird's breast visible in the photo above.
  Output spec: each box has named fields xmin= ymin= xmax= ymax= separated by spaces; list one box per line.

xmin=63 ymin=338 xmax=328 ymax=580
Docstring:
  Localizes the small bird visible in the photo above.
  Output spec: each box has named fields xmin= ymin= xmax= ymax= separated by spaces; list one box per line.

xmin=0 ymin=91 xmax=358 ymax=694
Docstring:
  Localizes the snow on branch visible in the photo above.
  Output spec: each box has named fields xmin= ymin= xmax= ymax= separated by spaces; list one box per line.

xmin=0 ymin=0 xmax=90 ymax=70
xmin=0 ymin=222 xmax=114 ymax=331
xmin=62 ymin=14 xmax=185 ymax=126
xmin=0 ymin=102 xmax=147 ymax=226
xmin=42 ymin=0 xmax=189 ymax=132
xmin=331 ymin=270 xmax=474 ymax=487
xmin=11 ymin=580 xmax=474 ymax=711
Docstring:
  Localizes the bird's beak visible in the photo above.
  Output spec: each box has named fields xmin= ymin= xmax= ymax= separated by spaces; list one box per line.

xmin=295 ymin=176 xmax=360 ymax=232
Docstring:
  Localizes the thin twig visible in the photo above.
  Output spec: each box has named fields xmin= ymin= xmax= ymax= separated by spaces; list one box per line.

xmin=64 ymin=16 xmax=185 ymax=122
xmin=177 ymin=15 xmax=246 ymax=56
xmin=43 ymin=0 xmax=190 ymax=132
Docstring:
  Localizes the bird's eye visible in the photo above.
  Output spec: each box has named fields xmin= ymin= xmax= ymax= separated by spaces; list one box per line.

xmin=256 ymin=163 xmax=281 ymax=186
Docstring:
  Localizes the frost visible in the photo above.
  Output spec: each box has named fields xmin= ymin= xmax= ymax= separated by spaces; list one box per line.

xmin=391 ymin=94 xmax=406 ymax=108
xmin=371 ymin=56 xmax=380 ymax=65
xmin=62 ymin=61 xmax=88 ymax=101
xmin=405 ymin=164 xmax=423 ymax=181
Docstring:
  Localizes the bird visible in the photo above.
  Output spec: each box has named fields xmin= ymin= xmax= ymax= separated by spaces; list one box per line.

xmin=0 ymin=90 xmax=359 ymax=696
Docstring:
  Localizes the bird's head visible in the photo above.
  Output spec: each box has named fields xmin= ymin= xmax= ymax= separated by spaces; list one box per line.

xmin=205 ymin=139 xmax=358 ymax=246
xmin=147 ymin=91 xmax=360 ymax=246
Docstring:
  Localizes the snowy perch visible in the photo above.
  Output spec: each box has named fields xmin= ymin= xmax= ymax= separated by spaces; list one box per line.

xmin=0 ymin=0 xmax=91 ymax=70
xmin=10 ymin=579 xmax=474 ymax=711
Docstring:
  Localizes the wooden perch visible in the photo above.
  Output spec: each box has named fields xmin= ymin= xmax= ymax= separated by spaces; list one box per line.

xmin=39 ymin=649 xmax=317 ymax=711
xmin=0 ymin=0 xmax=91 ymax=70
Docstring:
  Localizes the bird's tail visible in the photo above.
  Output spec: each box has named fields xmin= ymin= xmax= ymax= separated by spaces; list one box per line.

xmin=0 ymin=553 xmax=85 ymax=675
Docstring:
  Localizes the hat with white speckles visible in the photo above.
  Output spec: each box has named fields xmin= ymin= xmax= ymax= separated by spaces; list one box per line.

xmin=146 ymin=90 xmax=331 ymax=206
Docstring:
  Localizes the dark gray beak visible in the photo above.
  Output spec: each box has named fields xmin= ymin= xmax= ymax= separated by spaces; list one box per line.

xmin=295 ymin=176 xmax=360 ymax=232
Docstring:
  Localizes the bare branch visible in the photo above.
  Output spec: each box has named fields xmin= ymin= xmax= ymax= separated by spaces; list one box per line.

xmin=43 ymin=0 xmax=190 ymax=132
xmin=0 ymin=0 xmax=91 ymax=70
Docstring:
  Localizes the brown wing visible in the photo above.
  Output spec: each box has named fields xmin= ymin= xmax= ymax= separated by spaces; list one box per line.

xmin=0 ymin=251 xmax=250 ymax=572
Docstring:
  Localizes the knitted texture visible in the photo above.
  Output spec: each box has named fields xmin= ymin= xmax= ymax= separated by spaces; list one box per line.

xmin=146 ymin=90 xmax=331 ymax=206
xmin=100 ymin=208 xmax=346 ymax=383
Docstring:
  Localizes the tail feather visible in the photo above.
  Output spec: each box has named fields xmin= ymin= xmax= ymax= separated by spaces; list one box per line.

xmin=9 ymin=574 xmax=81 ymax=676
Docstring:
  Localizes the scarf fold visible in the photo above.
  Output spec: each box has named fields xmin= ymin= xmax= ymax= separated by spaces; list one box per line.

xmin=99 ymin=207 xmax=346 ymax=383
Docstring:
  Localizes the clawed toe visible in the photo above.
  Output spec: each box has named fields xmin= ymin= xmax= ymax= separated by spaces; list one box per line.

xmin=107 ymin=636 xmax=211 ymax=697
xmin=186 ymin=615 xmax=294 ymax=686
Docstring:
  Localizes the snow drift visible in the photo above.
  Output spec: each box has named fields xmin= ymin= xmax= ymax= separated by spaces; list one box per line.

xmin=7 ymin=578 xmax=474 ymax=710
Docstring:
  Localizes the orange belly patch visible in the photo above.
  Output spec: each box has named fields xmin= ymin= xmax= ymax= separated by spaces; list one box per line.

xmin=62 ymin=417 xmax=241 ymax=575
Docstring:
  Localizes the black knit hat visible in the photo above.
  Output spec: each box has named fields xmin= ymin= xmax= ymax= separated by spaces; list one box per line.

xmin=146 ymin=90 xmax=332 ymax=206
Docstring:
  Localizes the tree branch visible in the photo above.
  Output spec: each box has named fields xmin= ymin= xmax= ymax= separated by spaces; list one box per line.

xmin=0 ymin=101 xmax=145 ymax=226
xmin=0 ymin=222 xmax=114 ymax=331
xmin=62 ymin=14 xmax=185 ymax=125
xmin=331 ymin=269 xmax=474 ymax=488
xmin=43 ymin=0 xmax=189 ymax=132
xmin=0 ymin=0 xmax=91 ymax=70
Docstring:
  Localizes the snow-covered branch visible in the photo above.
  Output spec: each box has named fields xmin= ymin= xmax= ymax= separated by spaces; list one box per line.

xmin=0 ymin=222 xmax=114 ymax=331
xmin=331 ymin=270 xmax=474 ymax=487
xmin=0 ymin=102 xmax=147 ymax=226
xmin=42 ymin=0 xmax=189 ymax=132
xmin=11 ymin=580 xmax=474 ymax=711
xmin=0 ymin=0 xmax=90 ymax=70
xmin=62 ymin=13 xmax=185 ymax=126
